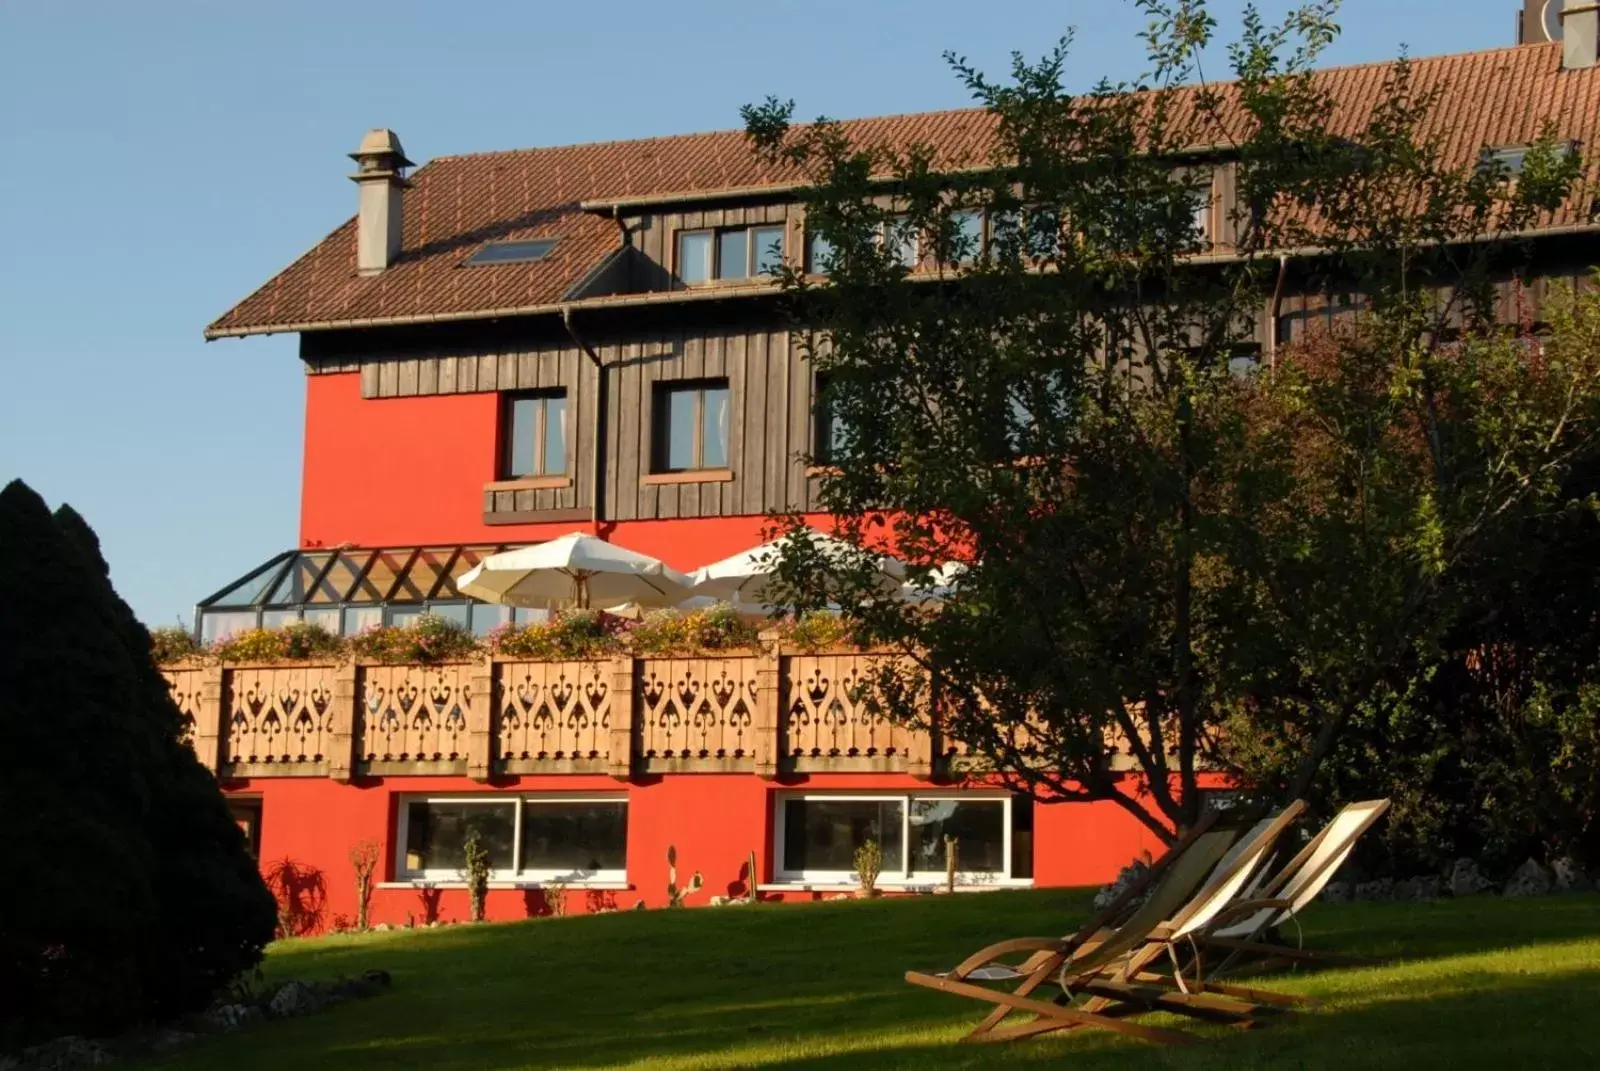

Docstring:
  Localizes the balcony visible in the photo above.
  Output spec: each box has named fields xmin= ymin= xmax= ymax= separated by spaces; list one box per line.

xmin=161 ymin=647 xmax=971 ymax=782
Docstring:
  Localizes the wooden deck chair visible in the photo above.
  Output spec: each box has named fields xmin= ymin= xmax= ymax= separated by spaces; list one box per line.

xmin=907 ymin=805 xmax=1301 ymax=1045
xmin=1194 ymin=798 xmax=1391 ymax=974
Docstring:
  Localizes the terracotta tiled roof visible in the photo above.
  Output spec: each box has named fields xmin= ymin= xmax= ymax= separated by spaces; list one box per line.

xmin=208 ymin=43 xmax=1598 ymax=339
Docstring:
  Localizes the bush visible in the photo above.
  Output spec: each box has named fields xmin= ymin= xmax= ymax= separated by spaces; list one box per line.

xmin=214 ymin=622 xmax=345 ymax=663
xmin=630 ymin=603 xmax=761 ymax=656
xmin=774 ymin=610 xmax=858 ymax=652
xmin=0 ymin=481 xmax=275 ymax=1047
xmin=348 ymin=614 xmax=478 ymax=663
xmin=150 ymin=625 xmax=203 ymax=664
xmin=489 ymin=609 xmax=628 ymax=660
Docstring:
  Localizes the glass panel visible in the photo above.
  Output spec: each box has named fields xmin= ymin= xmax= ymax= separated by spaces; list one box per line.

xmin=665 ymin=387 xmax=697 ymax=470
xmin=716 ymin=228 xmax=749 ymax=280
xmin=263 ymin=554 xmax=331 ymax=605
xmin=783 ymin=798 xmax=904 ymax=873
xmin=227 ymin=800 xmax=262 ymax=859
xmin=544 ymin=394 xmax=567 ymax=474
xmin=677 ymin=231 xmax=711 ymax=285
xmin=519 ymin=801 xmax=628 ymax=875
xmin=513 ymin=607 xmax=551 ymax=626
xmin=201 ymin=611 xmax=258 ymax=644
xmin=202 ymin=554 xmax=294 ymax=608
xmin=426 ymin=602 xmax=470 ymax=627
xmin=1026 ymin=207 xmax=1060 ymax=258
xmin=438 ymin=546 xmax=495 ymax=600
xmin=303 ymin=608 xmax=341 ymax=634
xmin=470 ymin=603 xmax=511 ymax=636
xmin=506 ymin=397 xmax=540 ymax=477
xmin=387 ymin=606 xmax=424 ymax=627
xmin=751 ymin=226 xmax=785 ymax=275
xmin=806 ymin=232 xmax=835 ymax=274
xmin=701 ymin=386 xmax=729 ymax=469
xmin=466 ymin=239 xmax=557 ymax=265
xmin=386 ymin=551 xmax=428 ymax=602
xmin=313 ymin=552 xmax=367 ymax=603
xmin=1192 ymin=185 xmax=1213 ymax=243
xmin=402 ymin=800 xmax=515 ymax=874
xmin=407 ymin=549 xmax=453 ymax=600
xmin=990 ymin=208 xmax=1021 ymax=253
xmin=951 ymin=209 xmax=983 ymax=262
xmin=909 ymin=799 xmax=1006 ymax=876
xmin=343 ymin=606 xmax=382 ymax=636
xmin=1010 ymin=794 xmax=1033 ymax=879
xmin=261 ymin=609 xmax=300 ymax=630
xmin=354 ymin=550 xmax=406 ymax=602
xmin=885 ymin=215 xmax=917 ymax=269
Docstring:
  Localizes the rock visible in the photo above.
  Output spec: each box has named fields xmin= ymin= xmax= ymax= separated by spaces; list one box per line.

xmin=151 ymin=1029 xmax=198 ymax=1053
xmin=1503 ymin=858 xmax=1553 ymax=898
xmin=1396 ymin=875 xmax=1441 ymax=901
xmin=268 ymin=980 xmax=326 ymax=1018
xmin=1551 ymin=856 xmax=1592 ymax=893
xmin=707 ymin=895 xmax=731 ymax=907
xmin=372 ymin=923 xmax=393 ymax=932
xmin=1092 ymin=859 xmax=1150 ymax=911
xmin=1354 ymin=877 xmax=1394 ymax=901
xmin=201 ymin=1003 xmax=263 ymax=1032
xmin=1320 ymin=880 xmax=1353 ymax=903
xmin=1446 ymin=858 xmax=1493 ymax=897
xmin=17 ymin=1037 xmax=114 ymax=1069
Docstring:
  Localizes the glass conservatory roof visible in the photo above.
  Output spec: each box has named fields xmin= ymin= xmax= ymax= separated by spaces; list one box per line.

xmin=198 ymin=545 xmax=520 ymax=609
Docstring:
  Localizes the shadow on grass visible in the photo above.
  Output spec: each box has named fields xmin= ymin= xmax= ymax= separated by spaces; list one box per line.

xmin=138 ymin=891 xmax=1600 ymax=1071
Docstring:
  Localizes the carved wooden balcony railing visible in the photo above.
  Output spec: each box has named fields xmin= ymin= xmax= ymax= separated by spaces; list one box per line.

xmin=160 ymin=648 xmax=949 ymax=782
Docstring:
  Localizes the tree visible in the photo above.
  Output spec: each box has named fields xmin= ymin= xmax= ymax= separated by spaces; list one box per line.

xmin=0 ymin=480 xmax=273 ymax=1047
xmin=742 ymin=0 xmax=1588 ymax=839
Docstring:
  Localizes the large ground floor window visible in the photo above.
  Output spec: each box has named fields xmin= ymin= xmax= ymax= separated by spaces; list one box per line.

xmin=396 ymin=796 xmax=627 ymax=884
xmin=775 ymin=793 xmax=1033 ymax=886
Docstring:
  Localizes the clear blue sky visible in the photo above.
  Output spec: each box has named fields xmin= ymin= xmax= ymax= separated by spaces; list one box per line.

xmin=0 ymin=0 xmax=1530 ymax=626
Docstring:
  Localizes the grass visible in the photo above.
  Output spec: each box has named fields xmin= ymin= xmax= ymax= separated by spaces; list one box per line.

xmin=139 ymin=889 xmax=1600 ymax=1071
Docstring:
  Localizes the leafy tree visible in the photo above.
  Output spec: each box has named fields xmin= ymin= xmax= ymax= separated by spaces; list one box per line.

xmin=742 ymin=0 xmax=1588 ymax=839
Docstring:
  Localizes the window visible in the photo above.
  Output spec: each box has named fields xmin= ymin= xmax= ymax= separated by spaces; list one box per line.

xmin=883 ymin=214 xmax=919 ymax=269
xmin=465 ymin=239 xmax=558 ymax=266
xmin=1479 ymin=146 xmax=1531 ymax=177
xmin=501 ymin=392 xmax=568 ymax=478
xmin=775 ymin=793 xmax=1033 ymax=885
xmin=950 ymin=208 xmax=984 ymax=263
xmin=1191 ymin=182 xmax=1215 ymax=247
xmin=992 ymin=206 xmax=1060 ymax=259
xmin=653 ymin=379 xmax=730 ymax=472
xmin=228 ymin=799 xmax=263 ymax=859
xmin=813 ymin=373 xmax=846 ymax=464
xmin=397 ymin=796 xmax=628 ymax=883
xmin=678 ymin=224 xmax=786 ymax=284
xmin=806 ymin=231 xmax=836 ymax=274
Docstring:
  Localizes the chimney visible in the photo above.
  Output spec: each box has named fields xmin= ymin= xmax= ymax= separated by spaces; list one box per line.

xmin=348 ymin=129 xmax=414 ymax=275
xmin=1565 ymin=0 xmax=1598 ymax=69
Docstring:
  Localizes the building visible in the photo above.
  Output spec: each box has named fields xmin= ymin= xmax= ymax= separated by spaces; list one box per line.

xmin=188 ymin=24 xmax=1599 ymax=928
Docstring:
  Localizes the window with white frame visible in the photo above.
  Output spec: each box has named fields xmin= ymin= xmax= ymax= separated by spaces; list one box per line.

xmin=774 ymin=793 xmax=1033 ymax=885
xmin=396 ymin=796 xmax=627 ymax=883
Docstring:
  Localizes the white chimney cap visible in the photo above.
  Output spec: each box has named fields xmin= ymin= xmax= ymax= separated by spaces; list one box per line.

xmin=349 ymin=128 xmax=415 ymax=170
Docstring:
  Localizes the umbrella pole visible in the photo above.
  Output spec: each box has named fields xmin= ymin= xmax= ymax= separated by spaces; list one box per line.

xmin=576 ymin=573 xmax=590 ymax=609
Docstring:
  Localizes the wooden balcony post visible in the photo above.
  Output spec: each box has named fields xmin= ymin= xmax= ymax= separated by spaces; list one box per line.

xmin=328 ymin=661 xmax=361 ymax=783
xmin=907 ymin=658 xmax=935 ymax=781
xmin=193 ymin=664 xmax=226 ymax=775
xmin=467 ymin=655 xmax=496 ymax=783
xmin=607 ymin=655 xmax=635 ymax=780
xmin=754 ymin=644 xmax=781 ymax=779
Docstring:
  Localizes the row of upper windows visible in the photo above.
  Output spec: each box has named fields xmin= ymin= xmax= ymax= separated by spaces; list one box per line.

xmin=671 ymin=192 xmax=1218 ymax=287
xmin=501 ymin=379 xmax=832 ymax=479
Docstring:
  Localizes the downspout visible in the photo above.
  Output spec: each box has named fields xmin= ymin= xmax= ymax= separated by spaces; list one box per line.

xmin=561 ymin=306 xmax=607 ymax=533
xmin=1268 ymin=254 xmax=1289 ymax=372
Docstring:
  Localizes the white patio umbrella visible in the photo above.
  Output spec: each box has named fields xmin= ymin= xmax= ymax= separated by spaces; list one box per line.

xmin=899 ymin=561 xmax=970 ymax=604
xmin=457 ymin=532 xmax=693 ymax=609
xmin=689 ymin=531 xmax=906 ymax=605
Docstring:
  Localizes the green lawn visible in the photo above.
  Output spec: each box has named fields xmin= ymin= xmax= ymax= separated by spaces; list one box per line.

xmin=140 ymin=889 xmax=1600 ymax=1071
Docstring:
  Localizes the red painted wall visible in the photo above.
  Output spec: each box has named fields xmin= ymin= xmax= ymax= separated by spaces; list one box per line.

xmin=299 ymin=372 xmax=829 ymax=567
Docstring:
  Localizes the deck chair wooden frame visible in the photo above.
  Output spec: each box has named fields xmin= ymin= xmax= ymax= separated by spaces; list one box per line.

xmin=1194 ymin=798 xmax=1391 ymax=974
xmin=906 ymin=802 xmax=1307 ymax=1045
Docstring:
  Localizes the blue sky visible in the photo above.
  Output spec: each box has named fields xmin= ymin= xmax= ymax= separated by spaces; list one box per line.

xmin=0 ymin=0 xmax=1533 ymax=626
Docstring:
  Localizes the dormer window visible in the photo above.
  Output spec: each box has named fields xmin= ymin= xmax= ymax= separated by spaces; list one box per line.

xmin=677 ymin=224 xmax=786 ymax=285
xmin=465 ymin=238 xmax=558 ymax=266
xmin=1479 ymin=146 xmax=1532 ymax=177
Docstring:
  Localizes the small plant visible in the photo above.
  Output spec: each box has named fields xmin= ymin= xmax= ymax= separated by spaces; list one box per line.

xmin=777 ymin=610 xmax=857 ymax=652
xmin=462 ymin=828 xmax=492 ymax=922
xmin=666 ymin=845 xmax=703 ymax=908
xmin=853 ymin=838 xmax=883 ymax=897
xmin=350 ymin=613 xmax=479 ymax=663
xmin=212 ymin=622 xmax=346 ymax=663
xmin=631 ymin=604 xmax=762 ymax=655
xmin=489 ymin=609 xmax=628 ymax=660
xmin=944 ymin=834 xmax=960 ymax=893
xmin=543 ymin=877 xmax=570 ymax=918
xmin=745 ymin=849 xmax=760 ymax=904
xmin=349 ymin=839 xmax=380 ymax=931
xmin=149 ymin=625 xmax=203 ymax=664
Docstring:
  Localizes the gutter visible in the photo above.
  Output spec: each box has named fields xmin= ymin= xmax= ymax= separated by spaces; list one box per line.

xmin=560 ymin=307 xmax=608 ymax=530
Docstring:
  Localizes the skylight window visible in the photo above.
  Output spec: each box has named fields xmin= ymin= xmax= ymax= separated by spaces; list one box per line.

xmin=465 ymin=238 xmax=558 ymax=266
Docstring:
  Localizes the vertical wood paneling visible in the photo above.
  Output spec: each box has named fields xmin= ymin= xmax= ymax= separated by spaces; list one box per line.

xmin=437 ymin=355 xmax=457 ymax=394
xmin=737 ymin=330 xmax=763 ymax=515
xmin=784 ymin=332 xmax=808 ymax=510
xmin=378 ymin=361 xmax=399 ymax=398
xmin=360 ymin=362 xmax=380 ymax=398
